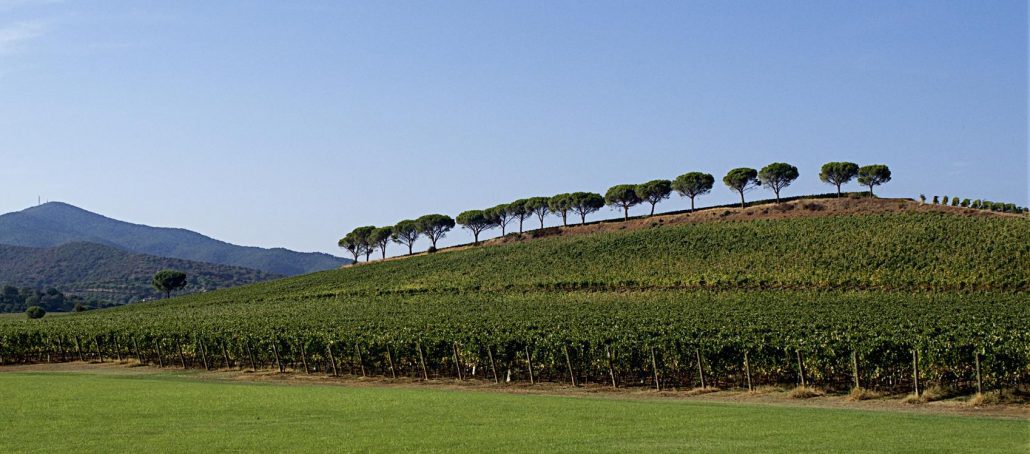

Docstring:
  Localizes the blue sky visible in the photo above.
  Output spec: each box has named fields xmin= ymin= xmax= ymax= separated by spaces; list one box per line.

xmin=0 ymin=1 xmax=1026 ymax=256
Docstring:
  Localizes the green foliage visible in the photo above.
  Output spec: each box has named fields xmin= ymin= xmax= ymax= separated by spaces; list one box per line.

xmin=0 ymin=242 xmax=278 ymax=306
xmin=485 ymin=204 xmax=515 ymax=235
xmin=635 ymin=179 xmax=673 ymax=216
xmin=24 ymin=306 xmax=45 ymax=319
xmin=857 ymin=165 xmax=891 ymax=196
xmin=456 ymin=210 xmax=495 ymax=244
xmin=369 ymin=227 xmax=394 ymax=260
xmin=509 ymin=199 xmax=532 ymax=234
xmin=568 ymin=192 xmax=605 ymax=224
xmin=391 ymin=220 xmax=421 ymax=255
xmin=933 ymin=196 xmax=940 ymax=205
xmin=943 ymin=196 xmax=950 ymax=205
xmin=547 ymin=194 xmax=575 ymax=226
xmin=758 ymin=163 xmax=800 ymax=203
xmin=524 ymin=197 xmax=551 ymax=230
xmin=673 ymin=172 xmax=715 ymax=211
xmin=339 ymin=226 xmax=376 ymax=262
xmin=819 ymin=162 xmax=859 ymax=196
xmin=1 ymin=211 xmax=1026 ymax=391
xmin=151 ymin=270 xmax=188 ymax=299
xmin=723 ymin=168 xmax=759 ymax=208
xmin=605 ymin=184 xmax=642 ymax=220
xmin=0 ymin=285 xmax=109 ymax=313
xmin=416 ymin=215 xmax=455 ymax=249
xmin=961 ymin=199 xmax=970 ymax=207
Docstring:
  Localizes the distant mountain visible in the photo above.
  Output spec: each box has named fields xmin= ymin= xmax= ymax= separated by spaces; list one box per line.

xmin=0 ymin=242 xmax=281 ymax=305
xmin=0 ymin=202 xmax=350 ymax=275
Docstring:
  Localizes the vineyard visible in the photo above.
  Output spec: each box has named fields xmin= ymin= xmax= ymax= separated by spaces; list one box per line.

xmin=1 ymin=208 xmax=1028 ymax=395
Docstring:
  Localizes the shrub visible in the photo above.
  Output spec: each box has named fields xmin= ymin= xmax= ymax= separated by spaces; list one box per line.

xmin=25 ymin=306 xmax=46 ymax=319
xmin=427 ymin=246 xmax=438 ymax=254
xmin=932 ymin=196 xmax=939 ymax=204
xmin=951 ymin=197 xmax=959 ymax=206
xmin=942 ymin=196 xmax=949 ymax=205
xmin=972 ymin=200 xmax=981 ymax=209
xmin=74 ymin=302 xmax=86 ymax=312
xmin=960 ymin=199 xmax=970 ymax=207
xmin=918 ymin=194 xmax=926 ymax=204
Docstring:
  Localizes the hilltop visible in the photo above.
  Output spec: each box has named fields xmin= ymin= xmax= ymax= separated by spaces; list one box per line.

xmin=0 ymin=202 xmax=350 ymax=275
xmin=0 ymin=242 xmax=280 ymax=305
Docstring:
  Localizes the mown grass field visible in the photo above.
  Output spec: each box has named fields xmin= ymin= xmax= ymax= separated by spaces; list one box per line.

xmin=0 ymin=370 xmax=1026 ymax=453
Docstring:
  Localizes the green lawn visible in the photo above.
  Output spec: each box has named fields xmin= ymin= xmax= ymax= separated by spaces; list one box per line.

xmin=0 ymin=372 xmax=1025 ymax=453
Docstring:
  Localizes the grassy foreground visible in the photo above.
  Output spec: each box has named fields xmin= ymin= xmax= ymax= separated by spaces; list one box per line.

xmin=0 ymin=371 xmax=1025 ymax=453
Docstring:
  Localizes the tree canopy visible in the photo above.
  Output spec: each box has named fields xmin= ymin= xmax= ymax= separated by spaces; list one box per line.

xmin=605 ymin=184 xmax=642 ymax=221
xmin=509 ymin=198 xmax=531 ymax=233
xmin=635 ymin=179 xmax=672 ymax=216
xmin=723 ymin=167 xmax=759 ymax=209
xmin=369 ymin=226 xmax=394 ymax=260
xmin=818 ymin=162 xmax=859 ymax=197
xmin=152 ymin=269 xmax=187 ymax=299
xmin=857 ymin=164 xmax=892 ymax=196
xmin=456 ymin=210 xmax=496 ymax=245
xmin=548 ymin=193 xmax=575 ymax=226
xmin=416 ymin=214 xmax=455 ymax=249
xmin=569 ymin=192 xmax=605 ymax=224
xmin=524 ymin=197 xmax=551 ymax=229
xmin=485 ymin=204 xmax=515 ymax=235
xmin=672 ymin=172 xmax=714 ymax=211
xmin=390 ymin=220 xmax=420 ymax=255
xmin=758 ymin=162 xmax=800 ymax=203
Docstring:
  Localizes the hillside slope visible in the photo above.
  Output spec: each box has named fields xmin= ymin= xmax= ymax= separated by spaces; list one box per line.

xmin=2 ymin=198 xmax=1027 ymax=392
xmin=0 ymin=242 xmax=280 ymax=304
xmin=0 ymin=202 xmax=350 ymax=275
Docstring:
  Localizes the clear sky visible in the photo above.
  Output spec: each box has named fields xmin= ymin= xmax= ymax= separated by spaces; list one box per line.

xmin=1 ymin=1 xmax=1026 ymax=256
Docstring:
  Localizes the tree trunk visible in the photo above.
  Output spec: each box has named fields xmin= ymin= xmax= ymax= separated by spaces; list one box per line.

xmin=605 ymin=345 xmax=617 ymax=389
xmin=796 ymin=350 xmax=806 ymax=388
xmin=774 ymin=189 xmax=780 ymax=203
xmin=580 ymin=213 xmax=587 ymax=224
xmin=155 ymin=340 xmax=165 ymax=368
xmin=851 ymin=350 xmax=860 ymax=390
xmin=623 ymin=206 xmax=629 ymax=221
xmin=407 ymin=244 xmax=413 ymax=255
xmin=355 ymin=344 xmax=366 ymax=377
xmin=221 ymin=342 xmax=231 ymax=369
xmin=563 ymin=345 xmax=577 ymax=387
xmin=836 ymin=183 xmax=842 ymax=197
xmin=868 ymin=184 xmax=874 ymax=197
xmin=487 ymin=346 xmax=499 ymax=384
xmin=386 ymin=346 xmax=397 ymax=379
xmin=177 ymin=339 xmax=187 ymax=369
xmin=974 ymin=350 xmax=982 ymax=395
xmin=75 ymin=337 xmax=84 ymax=362
xmin=650 ymin=347 xmax=660 ymax=391
xmin=94 ymin=337 xmax=104 ymax=363
xmin=911 ymin=349 xmax=920 ymax=397
xmin=690 ymin=197 xmax=696 ymax=212
xmin=744 ymin=351 xmax=753 ymax=392
xmin=271 ymin=342 xmax=283 ymax=373
xmin=416 ymin=342 xmax=429 ymax=380
xmin=327 ymin=345 xmax=339 ymax=377
xmin=381 ymin=248 xmax=386 ymax=260
xmin=649 ymin=203 xmax=656 ymax=216
xmin=452 ymin=342 xmax=463 ymax=380
xmin=519 ymin=218 xmax=524 ymax=234
xmin=738 ymin=190 xmax=745 ymax=209
xmin=198 ymin=339 xmax=210 ymax=371
xmin=246 ymin=342 xmax=257 ymax=371
xmin=695 ymin=350 xmax=706 ymax=388
xmin=525 ymin=346 xmax=535 ymax=385
xmin=473 ymin=232 xmax=479 ymax=245
xmin=300 ymin=342 xmax=311 ymax=375
xmin=539 ymin=216 xmax=544 ymax=229
xmin=561 ymin=213 xmax=567 ymax=226
xmin=132 ymin=337 xmax=144 ymax=365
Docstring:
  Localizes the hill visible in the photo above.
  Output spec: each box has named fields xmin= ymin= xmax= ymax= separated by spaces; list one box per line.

xmin=0 ymin=202 xmax=350 ymax=276
xmin=1 ymin=197 xmax=1027 ymax=394
xmin=0 ymin=242 xmax=280 ymax=305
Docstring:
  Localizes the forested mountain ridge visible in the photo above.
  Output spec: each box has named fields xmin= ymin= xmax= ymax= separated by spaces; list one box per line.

xmin=0 ymin=202 xmax=350 ymax=275
xmin=0 ymin=242 xmax=281 ymax=306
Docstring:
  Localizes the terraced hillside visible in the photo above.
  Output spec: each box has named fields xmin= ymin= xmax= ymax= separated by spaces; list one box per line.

xmin=1 ymin=198 xmax=1027 ymax=395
